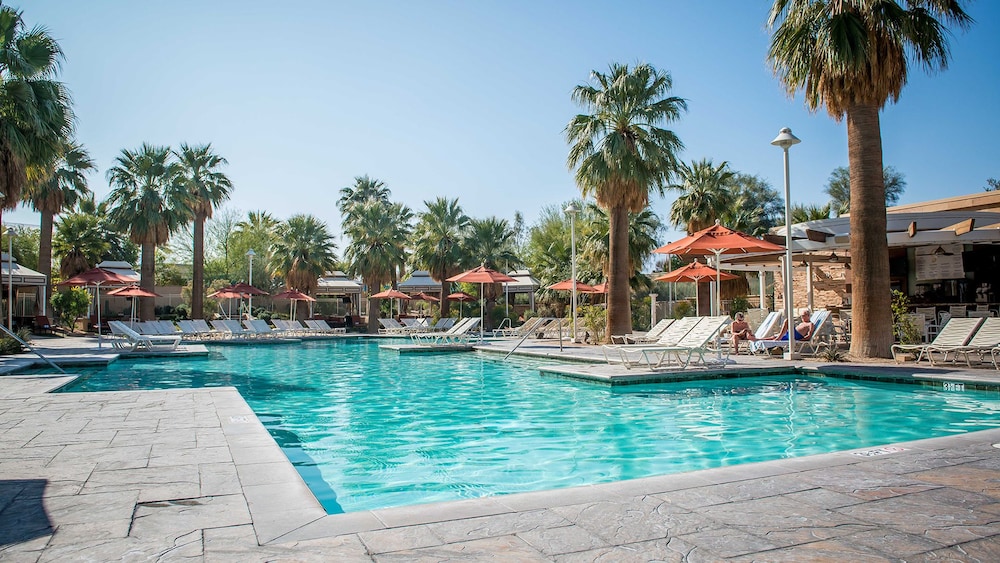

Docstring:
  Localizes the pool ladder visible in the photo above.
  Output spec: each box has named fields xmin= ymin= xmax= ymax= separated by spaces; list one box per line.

xmin=503 ymin=317 xmax=563 ymax=360
xmin=0 ymin=325 xmax=65 ymax=374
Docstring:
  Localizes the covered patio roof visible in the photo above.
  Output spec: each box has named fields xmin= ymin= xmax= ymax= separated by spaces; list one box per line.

xmin=316 ymin=271 xmax=362 ymax=295
xmin=503 ymin=269 xmax=540 ymax=294
xmin=1 ymin=253 xmax=46 ymax=286
xmin=398 ymin=270 xmax=441 ymax=294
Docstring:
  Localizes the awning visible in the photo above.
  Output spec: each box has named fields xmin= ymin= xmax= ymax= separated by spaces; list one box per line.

xmin=1 ymin=254 xmax=46 ymax=286
xmin=316 ymin=271 xmax=363 ymax=295
xmin=398 ymin=270 xmax=442 ymax=293
xmin=503 ymin=269 xmax=540 ymax=293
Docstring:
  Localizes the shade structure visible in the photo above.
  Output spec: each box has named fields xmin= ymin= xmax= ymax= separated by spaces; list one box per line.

xmin=411 ymin=291 xmax=440 ymax=302
xmin=654 ymin=220 xmax=784 ymax=314
xmin=59 ymin=267 xmax=136 ymax=348
xmin=546 ymin=279 xmax=598 ymax=293
xmin=447 ymin=265 xmax=517 ymax=333
xmin=654 ymin=260 xmax=738 ymax=316
xmin=446 ymin=291 xmax=475 ymax=317
xmin=590 ymin=282 xmax=608 ymax=294
xmin=106 ymin=285 xmax=160 ymax=327
xmin=273 ymin=289 xmax=316 ymax=319
xmin=370 ymin=288 xmax=410 ymax=318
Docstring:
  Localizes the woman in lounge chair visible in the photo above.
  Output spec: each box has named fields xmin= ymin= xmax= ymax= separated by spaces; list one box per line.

xmin=730 ymin=312 xmax=754 ymax=350
xmin=767 ymin=308 xmax=814 ymax=342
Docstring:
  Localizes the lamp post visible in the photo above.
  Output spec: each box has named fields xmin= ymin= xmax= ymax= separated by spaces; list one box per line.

xmin=246 ymin=249 xmax=256 ymax=317
xmin=771 ymin=127 xmax=801 ymax=360
xmin=5 ymin=228 xmax=12 ymax=331
xmin=564 ymin=202 xmax=580 ymax=343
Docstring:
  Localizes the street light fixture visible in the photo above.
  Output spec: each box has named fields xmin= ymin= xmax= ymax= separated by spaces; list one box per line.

xmin=564 ymin=202 xmax=580 ymax=343
xmin=246 ymin=248 xmax=256 ymax=318
xmin=771 ymin=127 xmax=801 ymax=360
xmin=4 ymin=227 xmax=12 ymax=331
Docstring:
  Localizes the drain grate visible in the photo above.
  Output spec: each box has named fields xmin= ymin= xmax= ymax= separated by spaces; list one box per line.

xmin=852 ymin=446 xmax=906 ymax=457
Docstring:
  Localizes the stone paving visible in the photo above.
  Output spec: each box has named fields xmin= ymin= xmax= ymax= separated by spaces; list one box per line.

xmin=2 ymin=335 xmax=1000 ymax=560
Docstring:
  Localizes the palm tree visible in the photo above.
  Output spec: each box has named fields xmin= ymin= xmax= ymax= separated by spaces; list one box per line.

xmin=720 ymin=173 xmax=784 ymax=236
xmin=344 ymin=201 xmax=412 ymax=332
xmin=825 ymin=165 xmax=906 ymax=215
xmin=234 ymin=210 xmax=280 ymax=286
xmin=566 ymin=62 xmax=686 ymax=336
xmin=338 ymin=175 xmax=391 ymax=216
xmin=411 ymin=197 xmax=470 ymax=317
xmin=105 ymin=144 xmax=189 ymax=321
xmin=791 ymin=202 xmax=833 ymax=223
xmin=175 ymin=143 xmax=233 ymax=319
xmin=668 ymin=159 xmax=734 ymax=234
xmin=270 ymin=214 xmax=338 ymax=298
xmin=53 ymin=213 xmax=109 ymax=279
xmin=464 ymin=217 xmax=519 ymax=326
xmin=768 ymin=0 xmax=972 ymax=358
xmin=24 ymin=141 xmax=94 ymax=312
xmin=0 ymin=6 xmax=73 ymax=229
xmin=581 ymin=204 xmax=663 ymax=294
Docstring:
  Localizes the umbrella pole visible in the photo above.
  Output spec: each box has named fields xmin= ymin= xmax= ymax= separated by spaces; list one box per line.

xmin=96 ymin=282 xmax=102 ymax=349
xmin=714 ymin=249 xmax=724 ymax=316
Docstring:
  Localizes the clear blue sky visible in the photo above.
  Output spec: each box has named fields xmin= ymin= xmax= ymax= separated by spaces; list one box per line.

xmin=17 ymin=0 xmax=1000 ymax=248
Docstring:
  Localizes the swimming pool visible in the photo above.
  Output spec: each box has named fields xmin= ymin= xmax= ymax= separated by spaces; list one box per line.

xmin=54 ymin=338 xmax=1000 ymax=514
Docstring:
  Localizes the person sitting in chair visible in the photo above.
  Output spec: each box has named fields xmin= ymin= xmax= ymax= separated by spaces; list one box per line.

xmin=730 ymin=312 xmax=754 ymax=350
xmin=769 ymin=308 xmax=815 ymax=342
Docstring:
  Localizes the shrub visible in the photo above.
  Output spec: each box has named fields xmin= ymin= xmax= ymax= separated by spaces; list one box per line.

xmin=51 ymin=288 xmax=91 ymax=330
xmin=580 ymin=305 xmax=607 ymax=344
xmin=0 ymin=328 xmax=32 ymax=355
xmin=730 ymin=295 xmax=750 ymax=315
xmin=891 ymin=290 xmax=922 ymax=344
xmin=673 ymin=300 xmax=694 ymax=319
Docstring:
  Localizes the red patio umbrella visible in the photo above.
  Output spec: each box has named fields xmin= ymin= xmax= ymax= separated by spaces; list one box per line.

xmin=411 ymin=291 xmax=440 ymax=302
xmin=273 ymin=289 xmax=316 ymax=319
xmin=546 ymin=279 xmax=599 ymax=293
xmin=447 ymin=265 xmax=517 ymax=331
xmin=654 ymin=220 xmax=784 ymax=314
xmin=220 ymin=282 xmax=268 ymax=296
xmin=370 ymin=288 xmax=411 ymax=317
xmin=447 ymin=291 xmax=476 ymax=317
xmin=654 ymin=259 xmax=738 ymax=316
xmin=590 ymin=282 xmax=609 ymax=294
xmin=106 ymin=285 xmax=160 ymax=327
xmin=59 ymin=267 xmax=136 ymax=348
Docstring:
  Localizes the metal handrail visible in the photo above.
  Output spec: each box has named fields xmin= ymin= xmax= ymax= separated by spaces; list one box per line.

xmin=0 ymin=325 xmax=65 ymax=374
xmin=503 ymin=317 xmax=562 ymax=360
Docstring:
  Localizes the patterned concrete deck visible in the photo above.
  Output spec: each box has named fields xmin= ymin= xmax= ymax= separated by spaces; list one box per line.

xmin=2 ymin=335 xmax=1000 ymax=560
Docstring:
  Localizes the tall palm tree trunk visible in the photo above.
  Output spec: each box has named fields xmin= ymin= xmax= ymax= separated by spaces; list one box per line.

xmin=847 ymin=104 xmax=893 ymax=358
xmin=367 ymin=297 xmax=381 ymax=333
xmin=140 ymin=243 xmax=156 ymax=321
xmin=191 ymin=215 xmax=206 ymax=319
xmin=439 ymin=280 xmax=451 ymax=317
xmin=607 ymin=205 xmax=632 ymax=338
xmin=37 ymin=210 xmax=54 ymax=316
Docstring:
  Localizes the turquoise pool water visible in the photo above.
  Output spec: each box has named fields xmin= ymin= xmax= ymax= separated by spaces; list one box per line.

xmin=54 ymin=339 xmax=1000 ymax=514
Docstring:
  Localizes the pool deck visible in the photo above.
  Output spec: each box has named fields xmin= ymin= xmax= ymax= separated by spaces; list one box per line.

xmin=3 ymin=335 xmax=1000 ymax=560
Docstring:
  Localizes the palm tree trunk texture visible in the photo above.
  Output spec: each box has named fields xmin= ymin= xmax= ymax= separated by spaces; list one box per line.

xmin=191 ymin=215 xmax=206 ymax=319
xmin=367 ymin=297 xmax=381 ymax=333
xmin=439 ymin=280 xmax=451 ymax=317
xmin=847 ymin=104 xmax=893 ymax=358
xmin=607 ymin=205 xmax=632 ymax=339
xmin=140 ymin=243 xmax=156 ymax=321
xmin=37 ymin=210 xmax=54 ymax=316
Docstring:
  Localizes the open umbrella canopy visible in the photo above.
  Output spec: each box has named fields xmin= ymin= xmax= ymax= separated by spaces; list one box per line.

xmin=654 ymin=220 xmax=785 ymax=256
xmin=590 ymin=282 xmax=609 ymax=294
xmin=446 ymin=291 xmax=476 ymax=302
xmin=546 ymin=279 xmax=598 ymax=293
xmin=654 ymin=260 xmax=739 ymax=283
xmin=220 ymin=282 xmax=268 ymax=296
xmin=106 ymin=285 xmax=160 ymax=298
xmin=370 ymin=288 xmax=411 ymax=300
xmin=59 ymin=267 xmax=134 ymax=286
xmin=411 ymin=291 xmax=440 ymax=302
xmin=208 ymin=289 xmax=245 ymax=299
xmin=272 ymin=289 xmax=316 ymax=301
xmin=446 ymin=265 xmax=517 ymax=284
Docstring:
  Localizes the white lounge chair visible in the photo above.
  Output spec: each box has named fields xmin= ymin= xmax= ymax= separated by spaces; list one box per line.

xmin=107 ymin=320 xmax=181 ymax=351
xmin=749 ymin=310 xmax=832 ymax=356
xmin=211 ymin=319 xmax=254 ymax=339
xmin=377 ymin=318 xmax=407 ymax=334
xmin=891 ymin=317 xmax=984 ymax=364
xmin=610 ymin=318 xmax=674 ymax=344
xmin=602 ymin=316 xmax=701 ymax=368
xmin=411 ymin=317 xmax=473 ymax=344
xmin=637 ymin=315 xmax=733 ymax=369
xmin=946 ymin=317 xmax=1000 ymax=366
xmin=304 ymin=319 xmax=345 ymax=334
xmin=733 ymin=311 xmax=783 ymax=354
xmin=891 ymin=317 xmax=987 ymax=365
xmin=414 ymin=318 xmax=482 ymax=345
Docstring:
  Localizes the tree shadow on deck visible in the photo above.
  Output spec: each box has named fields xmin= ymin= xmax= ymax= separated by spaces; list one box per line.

xmin=0 ymin=479 xmax=53 ymax=546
